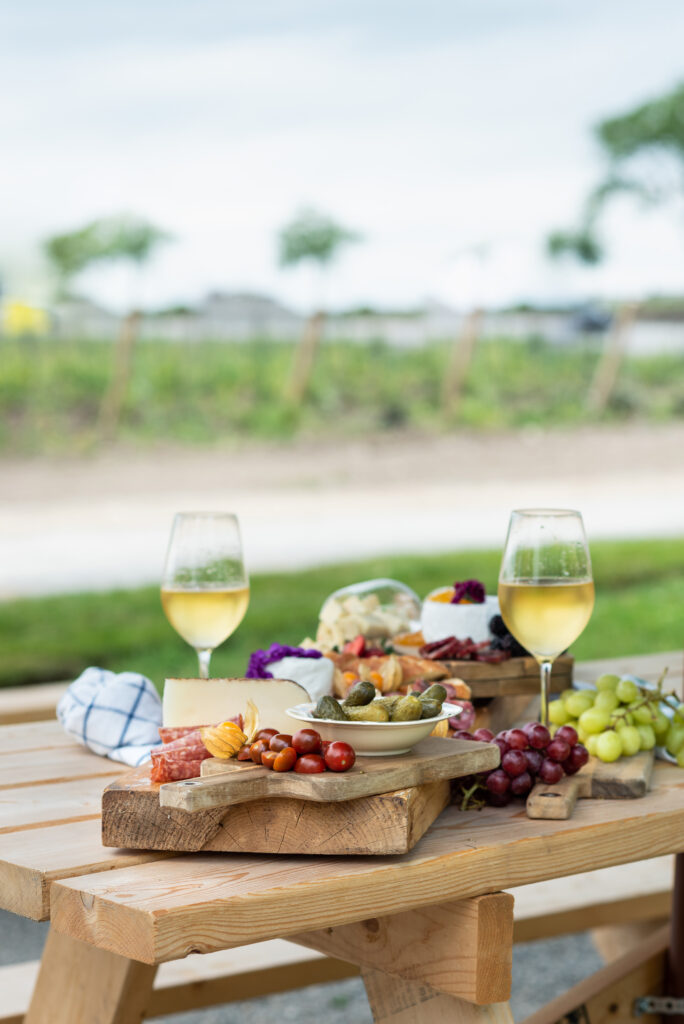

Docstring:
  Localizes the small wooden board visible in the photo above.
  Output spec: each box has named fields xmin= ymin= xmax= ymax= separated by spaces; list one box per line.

xmin=392 ymin=649 xmax=574 ymax=698
xmin=527 ymin=750 xmax=655 ymax=819
xmin=102 ymin=768 xmax=452 ymax=855
xmin=160 ymin=737 xmax=499 ymax=813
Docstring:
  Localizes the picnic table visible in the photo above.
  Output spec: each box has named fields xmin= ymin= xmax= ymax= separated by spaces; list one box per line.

xmin=1 ymin=651 xmax=683 ymax=1024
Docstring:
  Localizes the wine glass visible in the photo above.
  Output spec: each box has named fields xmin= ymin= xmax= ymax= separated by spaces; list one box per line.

xmin=161 ymin=512 xmax=249 ymax=679
xmin=498 ymin=509 xmax=594 ymax=727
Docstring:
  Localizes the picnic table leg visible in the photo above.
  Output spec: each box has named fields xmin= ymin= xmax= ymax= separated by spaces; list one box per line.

xmin=666 ymin=852 xmax=684 ymax=1024
xmin=361 ymin=968 xmax=514 ymax=1023
xmin=25 ymin=926 xmax=158 ymax=1024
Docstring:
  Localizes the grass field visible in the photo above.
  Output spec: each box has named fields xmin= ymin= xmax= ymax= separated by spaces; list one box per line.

xmin=2 ymin=335 xmax=684 ymax=454
xmin=1 ymin=538 xmax=682 ymax=690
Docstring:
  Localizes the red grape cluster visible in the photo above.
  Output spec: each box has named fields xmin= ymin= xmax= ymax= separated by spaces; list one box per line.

xmin=454 ymin=722 xmax=589 ymax=806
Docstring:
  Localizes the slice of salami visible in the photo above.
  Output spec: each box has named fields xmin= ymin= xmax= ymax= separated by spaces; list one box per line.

xmin=157 ymin=729 xmax=204 ymax=750
xmin=150 ymin=756 xmax=204 ymax=784
xmin=150 ymin=743 xmax=210 ymax=764
xmin=158 ymin=714 xmax=243 ymax=744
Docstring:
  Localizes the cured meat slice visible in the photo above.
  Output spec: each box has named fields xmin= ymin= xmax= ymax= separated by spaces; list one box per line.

xmin=158 ymin=713 xmax=243 ymax=744
xmin=150 ymin=742 xmax=209 ymax=763
xmin=150 ymin=756 xmax=205 ymax=784
xmin=156 ymin=729 xmax=204 ymax=751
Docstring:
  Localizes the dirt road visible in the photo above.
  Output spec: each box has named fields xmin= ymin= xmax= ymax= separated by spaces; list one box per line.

xmin=1 ymin=423 xmax=682 ymax=597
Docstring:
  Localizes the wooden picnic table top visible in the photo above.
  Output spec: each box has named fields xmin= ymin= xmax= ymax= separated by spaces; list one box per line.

xmin=1 ymin=650 xmax=682 ymax=966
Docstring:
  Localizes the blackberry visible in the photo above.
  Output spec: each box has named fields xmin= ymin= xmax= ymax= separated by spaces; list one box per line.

xmin=489 ymin=614 xmax=508 ymax=638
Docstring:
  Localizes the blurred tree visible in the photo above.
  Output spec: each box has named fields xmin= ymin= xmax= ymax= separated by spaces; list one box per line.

xmin=278 ymin=208 xmax=361 ymax=402
xmin=44 ymin=215 xmax=171 ymax=438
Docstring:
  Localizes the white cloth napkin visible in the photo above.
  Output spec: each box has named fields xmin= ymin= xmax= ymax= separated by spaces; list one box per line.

xmin=57 ymin=667 xmax=162 ymax=766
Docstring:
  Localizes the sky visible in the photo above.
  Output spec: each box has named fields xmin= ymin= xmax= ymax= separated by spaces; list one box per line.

xmin=2 ymin=0 xmax=684 ymax=313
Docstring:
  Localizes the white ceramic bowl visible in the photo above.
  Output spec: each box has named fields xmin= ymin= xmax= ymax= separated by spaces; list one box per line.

xmin=421 ymin=592 xmax=500 ymax=644
xmin=286 ymin=701 xmax=462 ymax=756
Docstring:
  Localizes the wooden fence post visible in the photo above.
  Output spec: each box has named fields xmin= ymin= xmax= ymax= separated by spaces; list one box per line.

xmin=286 ymin=311 xmax=325 ymax=404
xmin=587 ymin=302 xmax=639 ymax=415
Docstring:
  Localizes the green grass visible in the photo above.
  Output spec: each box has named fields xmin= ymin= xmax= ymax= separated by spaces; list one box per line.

xmin=1 ymin=335 xmax=684 ymax=454
xmin=1 ymin=538 xmax=683 ymax=690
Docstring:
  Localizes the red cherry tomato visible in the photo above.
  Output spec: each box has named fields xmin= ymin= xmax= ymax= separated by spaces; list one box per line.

xmin=269 ymin=733 xmax=293 ymax=752
xmin=255 ymin=728 xmax=278 ymax=743
xmin=236 ymin=744 xmax=252 ymax=761
xmin=323 ymin=741 xmax=356 ymax=773
xmin=250 ymin=740 xmax=269 ymax=765
xmin=294 ymin=753 xmax=327 ymax=774
xmin=273 ymin=746 xmax=297 ymax=772
xmin=292 ymin=728 xmax=322 ymax=755
xmin=261 ymin=750 xmax=278 ymax=770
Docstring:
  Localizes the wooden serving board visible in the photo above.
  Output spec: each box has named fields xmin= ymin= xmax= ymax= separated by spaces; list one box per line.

xmin=159 ymin=736 xmax=498 ymax=813
xmin=102 ymin=738 xmax=499 ymax=856
xmin=526 ymin=750 xmax=655 ymax=820
xmin=392 ymin=648 xmax=574 ymax=698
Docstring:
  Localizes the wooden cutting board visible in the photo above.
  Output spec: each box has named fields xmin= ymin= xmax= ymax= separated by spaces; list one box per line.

xmin=526 ymin=750 xmax=655 ymax=820
xmin=159 ymin=736 xmax=499 ymax=813
xmin=102 ymin=737 xmax=499 ymax=856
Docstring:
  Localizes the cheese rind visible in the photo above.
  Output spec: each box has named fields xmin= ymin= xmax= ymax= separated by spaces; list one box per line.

xmin=162 ymin=677 xmax=309 ymax=734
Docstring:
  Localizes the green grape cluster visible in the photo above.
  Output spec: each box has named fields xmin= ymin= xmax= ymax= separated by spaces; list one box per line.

xmin=548 ymin=673 xmax=684 ymax=765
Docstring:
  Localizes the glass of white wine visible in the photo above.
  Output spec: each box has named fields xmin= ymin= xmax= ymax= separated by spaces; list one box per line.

xmin=161 ymin=512 xmax=250 ymax=679
xmin=498 ymin=509 xmax=595 ymax=727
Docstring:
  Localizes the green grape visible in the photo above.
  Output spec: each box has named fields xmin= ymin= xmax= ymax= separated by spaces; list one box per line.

xmin=666 ymin=723 xmax=684 ymax=757
xmin=548 ymin=699 xmax=570 ymax=726
xmin=594 ymin=691 xmax=619 ymax=713
xmin=677 ymin=747 xmax=684 ymax=769
xmin=565 ymin=692 xmax=594 ymax=718
xmin=579 ymin=707 xmax=611 ymax=735
xmin=560 ymin=688 xmax=576 ymax=702
xmin=577 ymin=724 xmax=588 ymax=744
xmin=616 ymin=678 xmax=639 ymax=704
xmin=674 ymin=704 xmax=684 ymax=725
xmin=653 ymin=711 xmax=670 ymax=741
xmin=619 ymin=725 xmax=641 ymax=757
xmin=585 ymin=734 xmax=599 ymax=756
xmin=632 ymin=702 xmax=657 ymax=725
xmin=637 ymin=724 xmax=656 ymax=751
xmin=596 ymin=730 xmax=623 ymax=762
xmin=611 ymin=711 xmax=634 ymax=729
xmin=596 ymin=673 xmax=620 ymax=692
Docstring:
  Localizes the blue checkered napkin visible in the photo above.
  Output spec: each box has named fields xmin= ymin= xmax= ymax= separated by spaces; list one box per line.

xmin=57 ymin=667 xmax=162 ymax=766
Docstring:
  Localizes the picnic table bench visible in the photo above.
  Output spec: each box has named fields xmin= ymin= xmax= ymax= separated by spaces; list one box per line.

xmin=0 ymin=651 xmax=682 ymax=1023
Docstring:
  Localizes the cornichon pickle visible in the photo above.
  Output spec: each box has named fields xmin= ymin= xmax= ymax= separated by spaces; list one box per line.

xmin=314 ymin=695 xmax=349 ymax=721
xmin=422 ymin=684 xmax=447 ymax=704
xmin=420 ymin=698 xmax=442 ymax=719
xmin=342 ymin=680 xmax=376 ymax=707
xmin=390 ymin=695 xmax=423 ymax=722
xmin=345 ymin=703 xmax=390 ymax=722
xmin=373 ymin=695 xmax=401 ymax=712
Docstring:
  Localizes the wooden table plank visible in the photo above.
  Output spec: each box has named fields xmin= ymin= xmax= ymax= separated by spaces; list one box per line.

xmin=0 ymin=721 xmax=78 ymax=754
xmin=0 ymin=682 xmax=69 ymax=726
xmin=0 ymin=775 xmax=121 ymax=835
xmin=0 ymin=819 xmax=168 ymax=920
xmin=49 ymin=763 xmax=684 ymax=963
xmin=0 ymin=746 xmax=124 ymax=790
xmin=574 ymin=651 xmax=683 ymax=692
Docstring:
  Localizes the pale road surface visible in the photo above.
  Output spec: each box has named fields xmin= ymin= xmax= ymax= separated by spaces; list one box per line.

xmin=0 ymin=423 xmax=683 ymax=598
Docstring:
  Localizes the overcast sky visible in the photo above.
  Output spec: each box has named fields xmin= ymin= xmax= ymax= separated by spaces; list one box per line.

xmin=2 ymin=0 xmax=684 ymax=312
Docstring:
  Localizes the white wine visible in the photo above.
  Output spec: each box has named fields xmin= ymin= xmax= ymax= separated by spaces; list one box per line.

xmin=498 ymin=579 xmax=595 ymax=662
xmin=161 ymin=585 xmax=250 ymax=650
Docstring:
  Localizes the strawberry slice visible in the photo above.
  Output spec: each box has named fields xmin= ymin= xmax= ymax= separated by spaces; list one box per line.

xmin=343 ymin=635 xmax=366 ymax=656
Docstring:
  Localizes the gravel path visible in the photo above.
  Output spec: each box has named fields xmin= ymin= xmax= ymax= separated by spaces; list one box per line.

xmin=0 ymin=907 xmax=602 ymax=1022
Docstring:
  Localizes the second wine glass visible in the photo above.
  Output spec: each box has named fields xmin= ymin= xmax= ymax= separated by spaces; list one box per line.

xmin=161 ymin=512 xmax=249 ymax=679
xmin=498 ymin=509 xmax=595 ymax=727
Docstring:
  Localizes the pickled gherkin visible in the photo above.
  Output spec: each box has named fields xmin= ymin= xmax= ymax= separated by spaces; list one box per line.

xmin=313 ymin=696 xmax=349 ymax=721
xmin=373 ymin=695 xmax=401 ymax=713
xmin=345 ymin=703 xmax=390 ymax=722
xmin=419 ymin=698 xmax=442 ymax=719
xmin=342 ymin=680 xmax=376 ymax=707
xmin=421 ymin=684 xmax=447 ymax=705
xmin=390 ymin=695 xmax=423 ymax=722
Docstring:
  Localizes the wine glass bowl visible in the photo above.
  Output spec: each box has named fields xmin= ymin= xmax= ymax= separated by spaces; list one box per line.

xmin=161 ymin=512 xmax=249 ymax=678
xmin=498 ymin=509 xmax=594 ymax=726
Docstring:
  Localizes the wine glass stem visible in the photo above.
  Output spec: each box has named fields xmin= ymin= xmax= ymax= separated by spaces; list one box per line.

xmin=197 ymin=648 xmax=212 ymax=679
xmin=539 ymin=660 xmax=552 ymax=727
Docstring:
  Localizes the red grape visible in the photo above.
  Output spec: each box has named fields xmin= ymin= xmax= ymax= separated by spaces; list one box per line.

xmin=546 ymin=738 xmax=571 ymax=763
xmin=524 ymin=748 xmax=544 ymax=775
xmin=527 ymin=723 xmax=551 ymax=750
xmin=501 ymin=749 xmax=527 ymax=777
xmin=563 ymin=763 xmax=581 ymax=775
xmin=506 ymin=729 xmax=528 ymax=751
xmin=454 ymin=731 xmax=475 ymax=741
xmin=565 ymin=743 xmax=589 ymax=772
xmin=487 ymin=790 xmax=511 ymax=807
xmin=472 ymin=728 xmax=494 ymax=743
xmin=539 ymin=758 xmax=563 ymax=784
xmin=485 ymin=769 xmax=510 ymax=795
xmin=493 ymin=737 xmax=510 ymax=759
xmin=510 ymin=770 xmax=534 ymax=796
xmin=556 ymin=725 xmax=579 ymax=747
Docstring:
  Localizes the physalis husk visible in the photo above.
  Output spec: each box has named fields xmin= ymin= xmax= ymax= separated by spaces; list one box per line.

xmin=200 ymin=721 xmax=247 ymax=759
xmin=430 ymin=718 xmax=449 ymax=738
xmin=242 ymin=699 xmax=260 ymax=744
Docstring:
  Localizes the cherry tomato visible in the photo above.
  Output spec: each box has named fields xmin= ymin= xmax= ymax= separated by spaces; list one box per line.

xmin=236 ymin=744 xmax=252 ymax=761
xmin=261 ymin=750 xmax=278 ymax=770
xmin=250 ymin=740 xmax=269 ymax=764
xmin=320 ymin=740 xmax=332 ymax=755
xmin=273 ymin=746 xmax=297 ymax=772
xmin=323 ymin=741 xmax=356 ymax=773
xmin=294 ymin=753 xmax=326 ymax=774
xmin=292 ymin=728 xmax=322 ymax=755
xmin=269 ymin=733 xmax=293 ymax=752
xmin=255 ymin=728 xmax=278 ymax=743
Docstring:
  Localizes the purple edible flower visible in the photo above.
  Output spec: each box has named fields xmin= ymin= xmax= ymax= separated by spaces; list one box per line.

xmin=450 ymin=579 xmax=486 ymax=604
xmin=246 ymin=643 xmax=323 ymax=679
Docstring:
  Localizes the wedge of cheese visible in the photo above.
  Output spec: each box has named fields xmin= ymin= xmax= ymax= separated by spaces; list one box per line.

xmin=162 ymin=677 xmax=309 ymax=734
